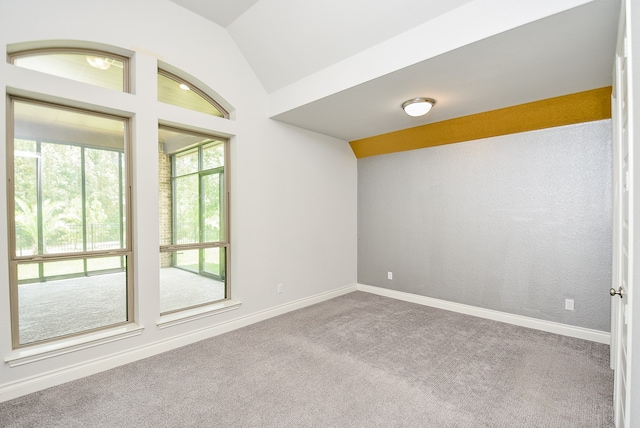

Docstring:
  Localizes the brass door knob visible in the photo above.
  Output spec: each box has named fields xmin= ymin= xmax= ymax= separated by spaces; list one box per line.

xmin=610 ymin=287 xmax=623 ymax=298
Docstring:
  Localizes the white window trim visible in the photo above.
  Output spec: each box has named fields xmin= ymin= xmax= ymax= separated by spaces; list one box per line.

xmin=4 ymin=324 xmax=144 ymax=367
xmin=4 ymin=43 xmax=234 ymax=360
xmin=157 ymin=299 xmax=241 ymax=329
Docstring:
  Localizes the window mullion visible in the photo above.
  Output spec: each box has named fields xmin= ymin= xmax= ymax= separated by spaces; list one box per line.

xmin=119 ymin=153 xmax=125 ymax=261
xmin=81 ymin=147 xmax=88 ymax=274
xmin=199 ymin=148 xmax=205 ymax=274
xmin=36 ymin=141 xmax=44 ymax=280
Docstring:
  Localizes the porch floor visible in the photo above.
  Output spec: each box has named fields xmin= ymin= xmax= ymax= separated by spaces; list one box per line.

xmin=17 ymin=268 xmax=224 ymax=345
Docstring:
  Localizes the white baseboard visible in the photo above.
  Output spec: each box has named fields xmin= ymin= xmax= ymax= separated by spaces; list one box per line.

xmin=0 ymin=282 xmax=607 ymax=403
xmin=0 ymin=283 xmax=358 ymax=403
xmin=357 ymin=283 xmax=610 ymax=345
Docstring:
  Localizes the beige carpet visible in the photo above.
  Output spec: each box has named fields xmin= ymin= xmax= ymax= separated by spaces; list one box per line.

xmin=0 ymin=291 xmax=613 ymax=427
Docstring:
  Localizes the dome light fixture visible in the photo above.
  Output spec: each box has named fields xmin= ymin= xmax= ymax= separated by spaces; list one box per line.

xmin=402 ymin=97 xmax=436 ymax=117
xmin=86 ymin=56 xmax=114 ymax=70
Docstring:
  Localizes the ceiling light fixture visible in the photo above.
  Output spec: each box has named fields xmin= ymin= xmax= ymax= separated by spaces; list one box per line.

xmin=179 ymin=83 xmax=190 ymax=91
xmin=402 ymin=97 xmax=436 ymax=117
xmin=86 ymin=56 xmax=113 ymax=70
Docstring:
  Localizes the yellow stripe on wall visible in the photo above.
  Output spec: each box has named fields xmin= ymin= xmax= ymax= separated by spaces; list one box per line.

xmin=349 ymin=87 xmax=612 ymax=158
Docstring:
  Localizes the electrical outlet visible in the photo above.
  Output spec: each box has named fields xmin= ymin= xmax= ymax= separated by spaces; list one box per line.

xmin=277 ymin=283 xmax=283 ymax=294
xmin=565 ymin=299 xmax=574 ymax=311
xmin=387 ymin=272 xmax=393 ymax=280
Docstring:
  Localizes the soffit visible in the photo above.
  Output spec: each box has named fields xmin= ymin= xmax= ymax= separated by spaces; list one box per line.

xmin=167 ymin=0 xmax=619 ymax=143
xmin=273 ymin=0 xmax=619 ymax=141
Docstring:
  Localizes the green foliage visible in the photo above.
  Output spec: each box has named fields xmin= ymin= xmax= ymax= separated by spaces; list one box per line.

xmin=13 ymin=141 xmax=125 ymax=256
xmin=14 ymin=196 xmax=78 ymax=254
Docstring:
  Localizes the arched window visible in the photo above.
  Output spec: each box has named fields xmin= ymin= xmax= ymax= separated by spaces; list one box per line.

xmin=158 ymin=69 xmax=228 ymax=118
xmin=156 ymin=66 xmax=230 ymax=315
xmin=10 ymin=49 xmax=129 ymax=92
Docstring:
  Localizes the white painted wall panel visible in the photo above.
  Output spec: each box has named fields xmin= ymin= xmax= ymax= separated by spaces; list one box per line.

xmin=0 ymin=0 xmax=357 ymax=400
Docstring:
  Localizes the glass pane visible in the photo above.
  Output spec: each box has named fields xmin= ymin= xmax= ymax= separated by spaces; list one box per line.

xmin=202 ymin=142 xmax=225 ymax=170
xmin=17 ymin=256 xmax=128 ymax=345
xmin=13 ymin=51 xmax=125 ymax=92
xmin=17 ymin=263 xmax=39 ymax=282
xmin=175 ymin=175 xmax=199 ymax=244
xmin=41 ymin=142 xmax=82 ymax=254
xmin=202 ymin=247 xmax=225 ymax=279
xmin=158 ymin=71 xmax=225 ymax=117
xmin=43 ymin=258 xmax=84 ymax=278
xmin=86 ymin=255 xmax=125 ymax=273
xmin=159 ymin=127 xmax=212 ymax=157
xmin=85 ymin=149 xmax=125 ymax=250
xmin=14 ymin=140 xmax=39 ymax=257
xmin=174 ymin=148 xmax=199 ymax=177
xmin=203 ymin=173 xmax=222 ymax=242
xmin=159 ymin=248 xmax=226 ymax=313
xmin=159 ymin=127 xmax=227 ymax=247
xmin=13 ymin=100 xmax=126 ymax=256
xmin=174 ymin=248 xmax=199 ymax=273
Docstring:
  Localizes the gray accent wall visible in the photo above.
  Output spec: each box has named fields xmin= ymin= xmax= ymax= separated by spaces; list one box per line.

xmin=358 ymin=120 xmax=612 ymax=331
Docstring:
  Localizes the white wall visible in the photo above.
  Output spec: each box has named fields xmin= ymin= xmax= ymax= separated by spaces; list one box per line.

xmin=0 ymin=0 xmax=357 ymax=401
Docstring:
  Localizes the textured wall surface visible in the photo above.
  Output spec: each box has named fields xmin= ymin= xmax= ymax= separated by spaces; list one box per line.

xmin=358 ymin=120 xmax=612 ymax=331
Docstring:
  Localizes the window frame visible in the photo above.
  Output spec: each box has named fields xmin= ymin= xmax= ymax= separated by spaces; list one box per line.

xmin=157 ymin=69 xmax=229 ymax=118
xmin=8 ymin=48 xmax=130 ymax=93
xmin=159 ymin=125 xmax=230 ymax=315
xmin=7 ymin=96 xmax=134 ymax=349
xmin=4 ymin=42 xmax=236 ymax=355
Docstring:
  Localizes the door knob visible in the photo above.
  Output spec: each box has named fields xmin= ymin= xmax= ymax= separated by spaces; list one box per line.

xmin=610 ymin=287 xmax=623 ymax=298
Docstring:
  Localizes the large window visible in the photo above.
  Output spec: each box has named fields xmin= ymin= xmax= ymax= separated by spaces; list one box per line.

xmin=8 ymin=98 xmax=131 ymax=347
xmin=6 ymin=44 xmax=232 ymax=352
xmin=158 ymin=127 xmax=228 ymax=314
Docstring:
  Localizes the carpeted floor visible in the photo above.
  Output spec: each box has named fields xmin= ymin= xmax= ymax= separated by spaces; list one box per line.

xmin=0 ymin=291 xmax=613 ymax=427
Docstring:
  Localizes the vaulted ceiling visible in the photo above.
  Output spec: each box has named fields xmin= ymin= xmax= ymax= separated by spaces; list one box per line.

xmin=168 ymin=0 xmax=619 ymax=142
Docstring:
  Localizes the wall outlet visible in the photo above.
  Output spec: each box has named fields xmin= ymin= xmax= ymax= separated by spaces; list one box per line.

xmin=565 ymin=299 xmax=574 ymax=311
xmin=277 ymin=283 xmax=283 ymax=294
xmin=387 ymin=271 xmax=393 ymax=280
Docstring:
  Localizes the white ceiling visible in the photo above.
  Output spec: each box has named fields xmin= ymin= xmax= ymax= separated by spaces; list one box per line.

xmin=169 ymin=0 xmax=619 ymax=142
xmin=226 ymin=0 xmax=475 ymax=93
xmin=167 ymin=0 xmax=261 ymax=28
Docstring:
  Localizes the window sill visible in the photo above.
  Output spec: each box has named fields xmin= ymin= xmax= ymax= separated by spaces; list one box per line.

xmin=157 ymin=299 xmax=242 ymax=329
xmin=5 ymin=324 xmax=145 ymax=368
